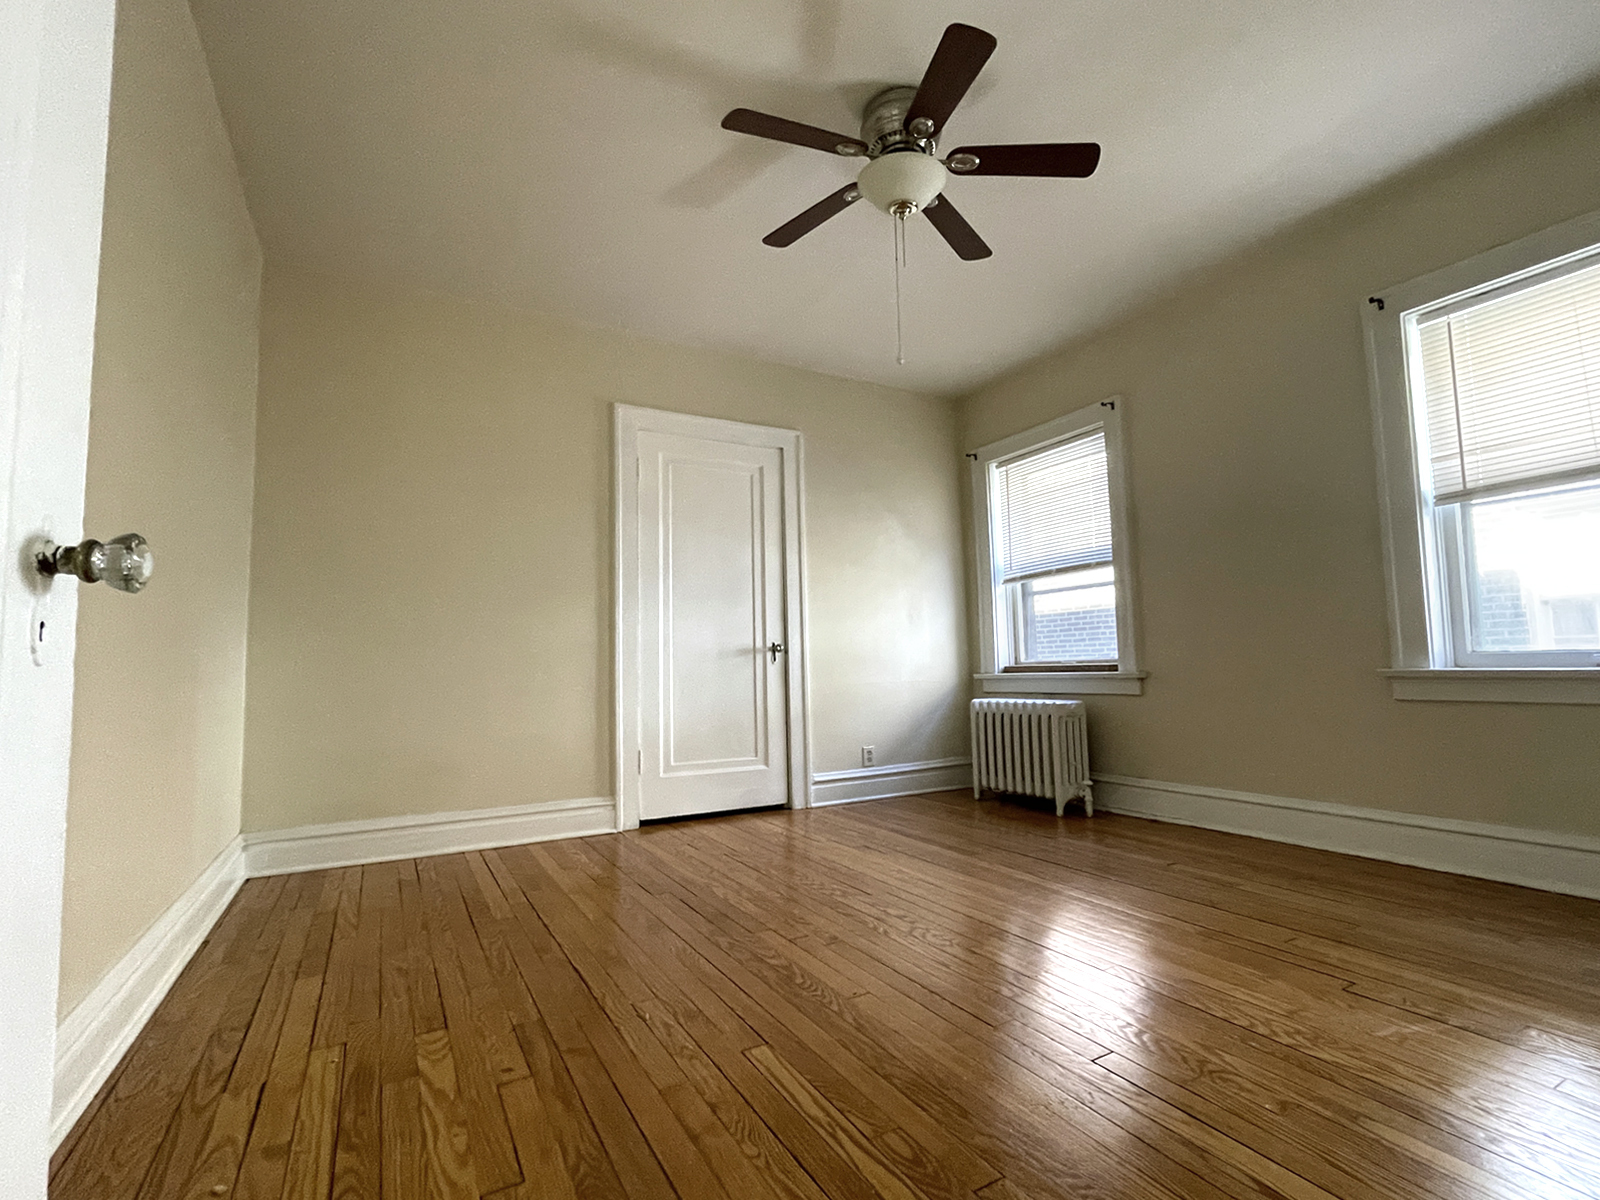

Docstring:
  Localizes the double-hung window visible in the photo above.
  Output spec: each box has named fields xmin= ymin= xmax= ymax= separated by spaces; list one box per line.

xmin=971 ymin=400 xmax=1141 ymax=695
xmin=1366 ymin=211 xmax=1600 ymax=703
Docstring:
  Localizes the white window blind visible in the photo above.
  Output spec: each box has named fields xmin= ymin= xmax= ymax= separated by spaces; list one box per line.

xmin=993 ymin=429 xmax=1112 ymax=583
xmin=1416 ymin=255 xmax=1600 ymax=503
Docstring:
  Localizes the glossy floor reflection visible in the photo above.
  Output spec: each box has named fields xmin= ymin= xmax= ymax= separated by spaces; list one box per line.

xmin=51 ymin=791 xmax=1600 ymax=1199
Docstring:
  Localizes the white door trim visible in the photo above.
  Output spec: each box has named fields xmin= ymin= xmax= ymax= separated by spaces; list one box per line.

xmin=614 ymin=404 xmax=812 ymax=830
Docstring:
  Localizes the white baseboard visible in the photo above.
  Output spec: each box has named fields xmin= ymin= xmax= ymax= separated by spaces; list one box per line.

xmin=1094 ymin=774 xmax=1600 ymax=901
xmin=241 ymin=796 xmax=617 ymax=876
xmin=52 ymin=837 xmax=246 ymax=1146
xmin=811 ymin=758 xmax=971 ymax=807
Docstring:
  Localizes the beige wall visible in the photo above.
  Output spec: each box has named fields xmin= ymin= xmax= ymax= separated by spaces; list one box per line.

xmin=963 ymin=86 xmax=1600 ymax=841
xmin=59 ymin=0 xmax=261 ymax=1016
xmin=243 ymin=266 xmax=966 ymax=832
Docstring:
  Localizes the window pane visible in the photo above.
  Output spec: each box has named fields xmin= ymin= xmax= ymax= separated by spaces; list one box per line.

xmin=1464 ymin=480 xmax=1600 ymax=653
xmin=1018 ymin=565 xmax=1118 ymax=663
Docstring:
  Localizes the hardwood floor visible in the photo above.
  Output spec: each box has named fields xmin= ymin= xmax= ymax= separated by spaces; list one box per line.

xmin=50 ymin=791 xmax=1600 ymax=1200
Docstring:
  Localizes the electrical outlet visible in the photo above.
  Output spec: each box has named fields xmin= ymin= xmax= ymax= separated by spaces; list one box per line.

xmin=861 ymin=745 xmax=875 ymax=768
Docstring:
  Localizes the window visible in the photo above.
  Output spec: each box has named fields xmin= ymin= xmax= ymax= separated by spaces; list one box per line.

xmin=1366 ymin=209 xmax=1600 ymax=703
xmin=970 ymin=401 xmax=1141 ymax=695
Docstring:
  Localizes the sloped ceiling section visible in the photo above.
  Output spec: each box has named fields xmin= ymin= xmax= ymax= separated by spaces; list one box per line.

xmin=190 ymin=0 xmax=1600 ymax=393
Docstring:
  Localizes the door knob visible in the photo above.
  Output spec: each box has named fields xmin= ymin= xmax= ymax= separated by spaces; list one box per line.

xmin=37 ymin=533 xmax=154 ymax=593
xmin=768 ymin=641 xmax=786 ymax=662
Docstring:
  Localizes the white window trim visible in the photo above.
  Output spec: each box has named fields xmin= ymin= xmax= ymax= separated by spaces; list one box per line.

xmin=1364 ymin=208 xmax=1600 ymax=705
xmin=970 ymin=398 xmax=1144 ymax=696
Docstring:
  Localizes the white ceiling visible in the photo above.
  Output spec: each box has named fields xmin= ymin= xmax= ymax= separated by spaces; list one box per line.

xmin=189 ymin=0 xmax=1600 ymax=395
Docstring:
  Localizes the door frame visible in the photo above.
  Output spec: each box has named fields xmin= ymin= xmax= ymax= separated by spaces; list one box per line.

xmin=613 ymin=403 xmax=812 ymax=831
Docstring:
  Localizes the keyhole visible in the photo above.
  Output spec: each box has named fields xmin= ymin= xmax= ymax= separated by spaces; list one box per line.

xmin=27 ymin=595 xmax=50 ymax=665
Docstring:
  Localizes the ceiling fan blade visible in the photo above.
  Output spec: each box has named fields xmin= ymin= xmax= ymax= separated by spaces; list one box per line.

xmin=722 ymin=108 xmax=867 ymax=156
xmin=762 ymin=183 xmax=862 ymax=247
xmin=924 ymin=193 xmax=991 ymax=260
xmin=946 ymin=142 xmax=1102 ymax=177
xmin=905 ymin=23 xmax=997 ymax=135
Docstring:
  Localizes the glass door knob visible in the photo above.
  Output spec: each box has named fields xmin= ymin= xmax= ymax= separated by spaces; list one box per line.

xmin=38 ymin=533 xmax=154 ymax=593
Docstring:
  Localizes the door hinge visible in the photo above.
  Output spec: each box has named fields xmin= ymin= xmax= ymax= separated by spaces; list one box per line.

xmin=637 ymin=748 xmax=642 ymax=774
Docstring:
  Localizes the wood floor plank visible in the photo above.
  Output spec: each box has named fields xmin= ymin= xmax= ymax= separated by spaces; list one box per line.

xmin=50 ymin=1051 xmax=130 ymax=1183
xmin=434 ymin=856 xmax=528 ymax=1083
xmin=618 ymin=867 xmax=1002 ymax=1197
xmin=398 ymin=858 xmax=447 ymax=1035
xmin=173 ymin=900 xmax=318 ymax=1200
xmin=479 ymin=855 xmax=683 ymax=1199
xmin=524 ymin=851 xmax=889 ymax=1200
xmin=226 ymin=903 xmax=319 ymax=1092
xmin=833 ymin=963 xmax=1248 ymax=1200
xmin=1095 ymin=1050 xmax=1581 ymax=1200
xmin=381 ymin=1076 xmax=424 ymax=1200
xmin=175 ymin=1085 xmax=260 ymax=1200
xmin=528 ymin=843 xmax=838 ymax=1200
xmin=580 ymin=833 xmax=1227 ymax=1200
xmin=415 ymin=858 xmax=526 ymax=1192
xmin=344 ymin=867 xmax=385 ymax=1029
xmin=861 ymin=796 xmax=1600 ymax=1008
xmin=585 ymin=838 xmax=1100 ymax=1200
xmin=489 ymin=850 xmax=839 ymax=1200
xmin=513 ymin=844 xmax=843 ymax=1200
xmin=763 ymin=802 xmax=1600 ymax=1163
xmin=54 ymin=794 xmax=1600 ymax=1200
xmin=746 ymin=1043 xmax=927 ymax=1200
xmin=134 ymin=897 xmax=289 ymax=1200
xmin=233 ymin=926 xmax=335 ymax=1200
xmin=51 ymin=877 xmax=287 ymax=1200
xmin=416 ymin=1029 xmax=479 ymax=1200
xmin=331 ymin=1022 xmax=380 ymax=1200
xmin=508 ymin=1017 xmax=633 ymax=1200
xmin=379 ymin=901 xmax=418 ymax=1084
xmin=974 ymin=1179 xmax=1041 ymax=1200
xmin=310 ymin=867 xmax=363 ymax=1049
xmin=497 ymin=1077 xmax=579 ymax=1200
xmin=280 ymin=1044 xmax=343 ymax=1200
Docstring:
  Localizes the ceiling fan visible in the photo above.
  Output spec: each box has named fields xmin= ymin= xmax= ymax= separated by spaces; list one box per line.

xmin=721 ymin=22 xmax=1101 ymax=261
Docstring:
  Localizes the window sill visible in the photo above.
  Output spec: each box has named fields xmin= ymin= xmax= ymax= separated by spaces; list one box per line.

xmin=1384 ymin=669 xmax=1600 ymax=705
xmin=975 ymin=671 xmax=1145 ymax=696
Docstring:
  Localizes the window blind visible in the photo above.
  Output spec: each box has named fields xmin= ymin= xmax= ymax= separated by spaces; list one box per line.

xmin=993 ymin=429 xmax=1112 ymax=583
xmin=1417 ymin=255 xmax=1600 ymax=504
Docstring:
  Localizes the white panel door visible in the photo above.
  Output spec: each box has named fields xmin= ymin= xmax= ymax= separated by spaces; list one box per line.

xmin=637 ymin=430 xmax=788 ymax=819
xmin=1 ymin=0 xmax=117 ymax=1186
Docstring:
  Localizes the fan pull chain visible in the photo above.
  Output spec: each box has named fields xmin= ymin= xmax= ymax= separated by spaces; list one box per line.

xmin=893 ymin=208 xmax=907 ymax=366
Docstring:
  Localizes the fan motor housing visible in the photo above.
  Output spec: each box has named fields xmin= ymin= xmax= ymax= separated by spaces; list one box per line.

xmin=861 ymin=86 xmax=935 ymax=157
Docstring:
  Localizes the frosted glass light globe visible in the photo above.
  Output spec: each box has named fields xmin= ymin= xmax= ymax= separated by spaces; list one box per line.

xmin=857 ymin=152 xmax=948 ymax=214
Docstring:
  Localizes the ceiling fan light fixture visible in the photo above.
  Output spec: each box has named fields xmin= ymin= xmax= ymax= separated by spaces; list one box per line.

xmin=857 ymin=151 xmax=948 ymax=215
xmin=723 ymin=22 xmax=1100 ymax=259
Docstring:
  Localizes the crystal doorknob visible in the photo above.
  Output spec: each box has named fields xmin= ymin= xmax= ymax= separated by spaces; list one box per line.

xmin=37 ymin=533 xmax=154 ymax=593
